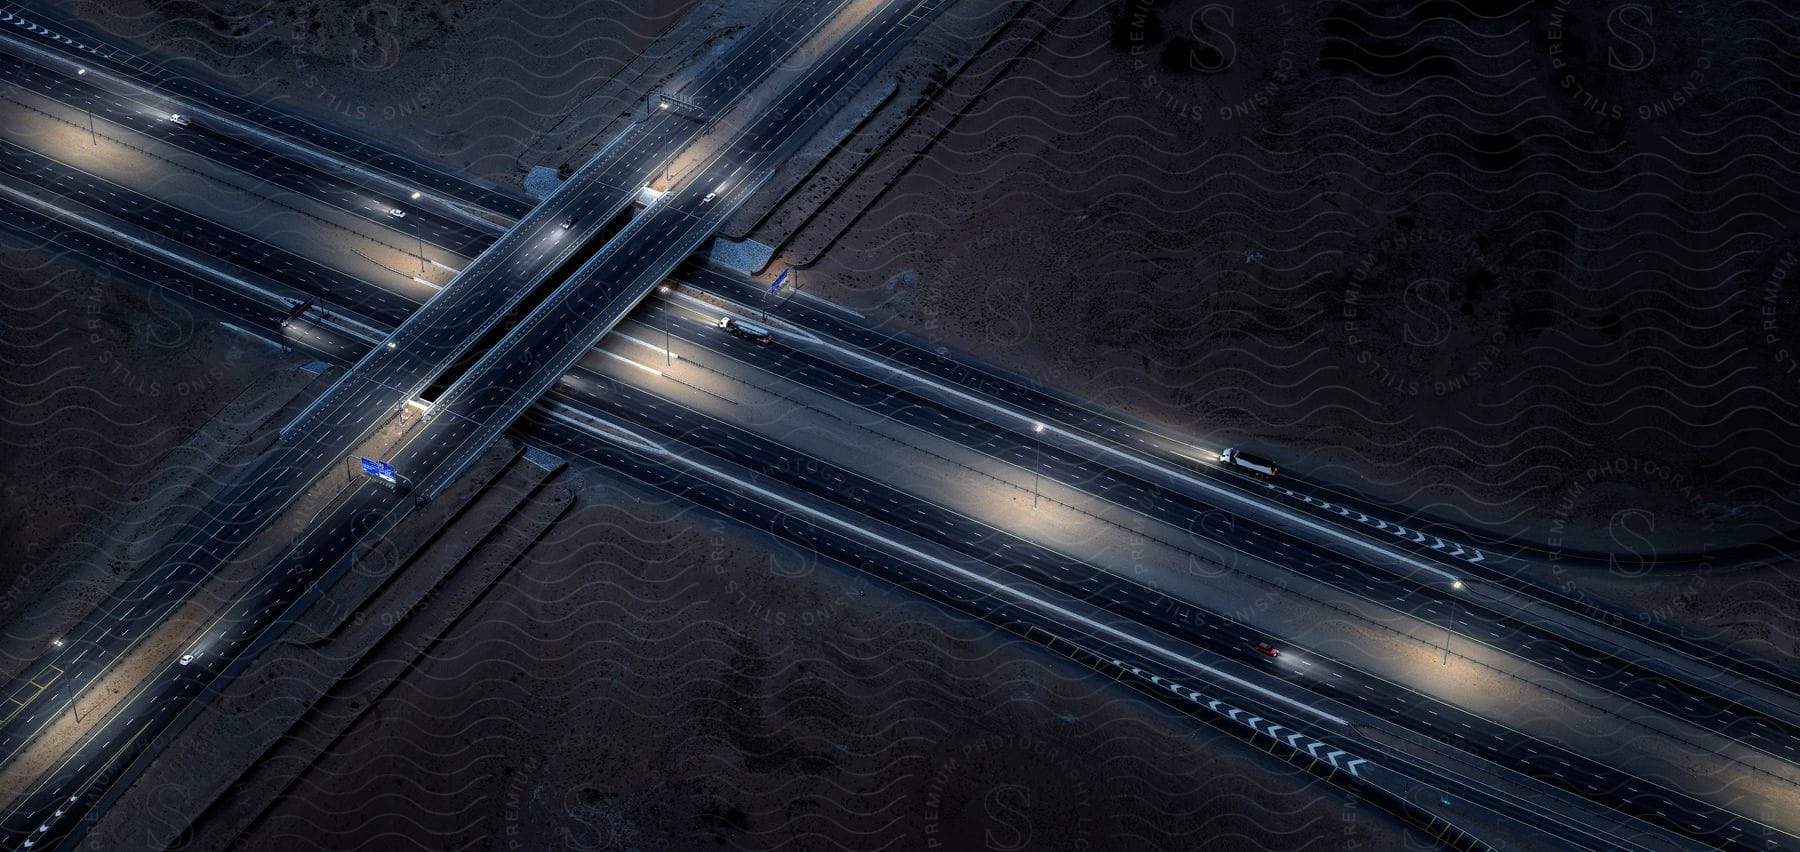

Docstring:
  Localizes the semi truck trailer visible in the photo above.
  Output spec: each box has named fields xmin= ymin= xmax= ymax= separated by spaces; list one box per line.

xmin=718 ymin=316 xmax=774 ymax=346
xmin=1220 ymin=448 xmax=1278 ymax=478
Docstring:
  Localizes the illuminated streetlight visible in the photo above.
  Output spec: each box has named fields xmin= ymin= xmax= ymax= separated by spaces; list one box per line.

xmin=1442 ymin=580 xmax=1463 ymax=666
xmin=50 ymin=638 xmax=63 ymax=648
xmin=410 ymin=191 xmax=420 ymax=200
xmin=386 ymin=341 xmax=397 ymax=349
xmin=659 ymin=101 xmax=669 ymax=110
xmin=76 ymin=68 xmax=85 ymax=75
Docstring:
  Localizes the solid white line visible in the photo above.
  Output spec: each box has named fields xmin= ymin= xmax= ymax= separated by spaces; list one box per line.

xmin=0 ymin=181 xmax=387 ymax=345
xmin=596 ymin=348 xmax=662 ymax=377
xmin=544 ymin=406 xmax=1351 ymax=728
xmin=0 ymin=25 xmax=515 ymax=233
xmin=612 ymin=330 xmax=679 ymax=361
xmin=795 ymin=287 xmax=863 ymax=317
xmin=684 ymin=289 xmax=1458 ymax=583
xmin=217 ymin=322 xmax=284 ymax=350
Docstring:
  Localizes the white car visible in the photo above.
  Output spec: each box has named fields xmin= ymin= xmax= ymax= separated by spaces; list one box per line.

xmin=388 ymin=208 xmax=407 ymax=218
xmin=179 ymin=653 xmax=194 ymax=666
xmin=700 ymin=191 xmax=717 ymax=205
xmin=168 ymin=113 xmax=193 ymax=128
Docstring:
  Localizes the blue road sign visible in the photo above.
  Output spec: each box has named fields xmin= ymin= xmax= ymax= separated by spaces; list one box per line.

xmin=360 ymin=458 xmax=397 ymax=481
xmin=770 ymin=267 xmax=790 ymax=294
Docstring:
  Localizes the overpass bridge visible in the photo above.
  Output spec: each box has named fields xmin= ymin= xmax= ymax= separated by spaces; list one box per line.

xmin=408 ymin=0 xmax=935 ymax=501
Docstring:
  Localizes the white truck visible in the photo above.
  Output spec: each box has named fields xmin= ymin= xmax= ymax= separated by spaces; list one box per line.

xmin=1220 ymin=448 xmax=1278 ymax=478
xmin=718 ymin=315 xmax=773 ymax=346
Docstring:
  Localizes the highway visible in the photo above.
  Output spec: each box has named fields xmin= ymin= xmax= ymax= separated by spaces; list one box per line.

xmin=17 ymin=0 xmax=1783 ymax=588
xmin=15 ymin=10 xmax=1779 ymax=715
xmin=12 ymin=122 xmax=1782 ymax=763
xmin=0 ymin=1 xmax=1792 ymax=848
xmin=0 ymin=1 xmax=952 ymax=847
xmin=0 ymin=187 xmax=300 ymax=340
xmin=3 ymin=133 xmax=1792 ymax=848
xmin=0 ymin=144 xmax=375 ymax=365
xmin=676 ymin=262 xmax=1800 ymax=573
xmin=671 ymin=265 xmax=1800 ymax=704
xmin=516 ymin=410 xmax=1665 ymax=851
xmin=404 ymin=0 xmax=948 ymax=501
xmin=1 ymin=105 xmax=1789 ymax=850
xmin=604 ymin=296 xmax=1800 ymax=768
xmin=11 ymin=88 xmax=1785 ymax=733
xmin=0 ymin=1 xmax=536 ymax=219
xmin=0 ymin=136 xmax=419 ymax=327
xmin=2 ymin=156 xmax=1785 ymax=852
xmin=0 ymin=49 xmax=497 ymax=255
xmin=549 ymin=307 xmax=1793 ymax=850
xmin=4 ymin=179 xmax=1774 ymax=844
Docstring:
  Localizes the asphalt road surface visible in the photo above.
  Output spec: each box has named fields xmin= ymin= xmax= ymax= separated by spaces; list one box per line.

xmin=674 ymin=266 xmax=1800 ymax=703
xmin=0 ymin=50 xmax=497 ymax=255
xmin=0 ymin=136 xmax=419 ymax=326
xmin=683 ymin=262 xmax=1800 ymax=573
xmin=1 ymin=108 xmax=1784 ymax=851
xmin=627 ymin=296 xmax=1800 ymax=755
xmin=546 ymin=329 xmax=1787 ymax=851
xmin=11 ymin=122 xmax=1787 ymax=744
xmin=0 ymin=1 xmax=1788 ymax=848
xmin=0 ymin=1 xmax=949 ymax=847
xmin=3 ymin=114 xmax=1787 ymax=850
xmin=405 ymin=0 xmax=951 ymax=501
xmin=514 ymin=408 xmax=1712 ymax=851
xmin=0 ymin=2 xmax=536 ymax=219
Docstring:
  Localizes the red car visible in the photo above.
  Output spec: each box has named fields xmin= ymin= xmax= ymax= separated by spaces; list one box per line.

xmin=1254 ymin=642 xmax=1280 ymax=658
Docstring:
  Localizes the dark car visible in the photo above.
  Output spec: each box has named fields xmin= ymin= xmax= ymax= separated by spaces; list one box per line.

xmin=562 ymin=214 xmax=579 ymax=230
xmin=1254 ymin=642 xmax=1280 ymax=658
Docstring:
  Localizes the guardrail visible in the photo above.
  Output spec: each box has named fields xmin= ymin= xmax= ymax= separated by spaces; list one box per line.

xmin=413 ymin=169 xmax=773 ymax=501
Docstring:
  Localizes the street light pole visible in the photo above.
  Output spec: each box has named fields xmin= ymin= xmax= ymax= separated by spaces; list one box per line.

xmin=1032 ymin=422 xmax=1044 ymax=508
xmin=1443 ymin=580 xmax=1463 ymax=666
xmin=74 ymin=68 xmax=96 ymax=148
xmin=659 ymin=286 xmax=672 ymax=365
xmin=418 ymin=235 xmax=425 ymax=273
xmin=1441 ymin=609 xmax=1451 ymax=666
